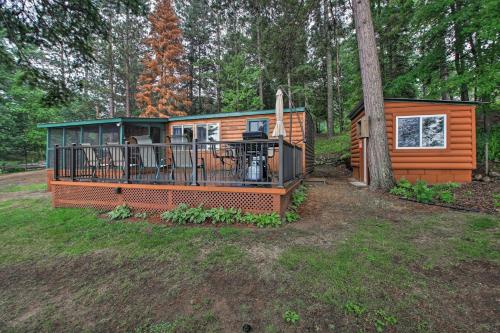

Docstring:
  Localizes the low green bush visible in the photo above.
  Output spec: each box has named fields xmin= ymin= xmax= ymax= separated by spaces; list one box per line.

xmin=290 ymin=185 xmax=307 ymax=211
xmin=160 ymin=185 xmax=309 ymax=227
xmin=243 ymin=212 xmax=282 ymax=228
xmin=161 ymin=205 xmax=282 ymax=227
xmin=107 ymin=204 xmax=132 ymax=220
xmin=390 ymin=179 xmax=460 ymax=204
xmin=494 ymin=193 xmax=500 ymax=208
xmin=283 ymin=310 xmax=300 ymax=324
xmin=160 ymin=204 xmax=191 ymax=224
xmin=207 ymin=207 xmax=242 ymax=224
xmin=134 ymin=212 xmax=148 ymax=219
xmin=285 ymin=211 xmax=300 ymax=223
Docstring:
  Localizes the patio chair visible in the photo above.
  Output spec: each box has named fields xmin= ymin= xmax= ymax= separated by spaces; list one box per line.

xmin=106 ymin=142 xmax=142 ymax=180
xmin=209 ymin=138 xmax=234 ymax=177
xmin=171 ymin=146 xmax=206 ymax=183
xmin=81 ymin=143 xmax=108 ymax=179
xmin=132 ymin=135 xmax=172 ymax=182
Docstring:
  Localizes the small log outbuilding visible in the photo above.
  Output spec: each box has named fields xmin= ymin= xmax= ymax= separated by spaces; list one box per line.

xmin=349 ymin=98 xmax=478 ymax=184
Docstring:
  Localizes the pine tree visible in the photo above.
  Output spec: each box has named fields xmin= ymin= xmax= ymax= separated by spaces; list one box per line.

xmin=136 ymin=0 xmax=191 ymax=117
xmin=352 ymin=0 xmax=394 ymax=190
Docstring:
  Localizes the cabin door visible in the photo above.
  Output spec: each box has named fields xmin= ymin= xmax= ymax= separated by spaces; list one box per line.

xmin=359 ymin=138 xmax=368 ymax=184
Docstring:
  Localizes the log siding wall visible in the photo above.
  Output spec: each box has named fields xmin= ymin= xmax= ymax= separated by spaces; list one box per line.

xmin=166 ymin=112 xmax=314 ymax=174
xmin=351 ymin=101 xmax=476 ymax=184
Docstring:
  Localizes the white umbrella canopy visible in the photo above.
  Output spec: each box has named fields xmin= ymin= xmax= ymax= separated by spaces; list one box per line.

xmin=272 ymin=89 xmax=286 ymax=137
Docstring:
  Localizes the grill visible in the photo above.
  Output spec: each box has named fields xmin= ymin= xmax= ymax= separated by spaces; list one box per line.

xmin=242 ymin=131 xmax=268 ymax=140
xmin=242 ymin=131 xmax=269 ymax=182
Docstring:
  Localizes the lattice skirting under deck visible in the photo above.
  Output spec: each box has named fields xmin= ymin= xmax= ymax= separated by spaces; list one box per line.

xmin=51 ymin=181 xmax=298 ymax=216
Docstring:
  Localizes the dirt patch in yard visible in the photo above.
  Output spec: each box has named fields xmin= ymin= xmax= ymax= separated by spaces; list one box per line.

xmin=412 ymin=260 xmax=500 ymax=332
xmin=0 ymin=253 xmax=284 ymax=333
xmin=0 ymin=170 xmax=47 ymax=187
xmin=453 ymin=181 xmax=500 ymax=213
xmin=0 ymin=170 xmax=49 ymax=202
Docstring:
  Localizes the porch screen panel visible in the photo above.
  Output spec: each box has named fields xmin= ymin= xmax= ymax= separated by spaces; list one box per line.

xmin=82 ymin=126 xmax=99 ymax=145
xmin=65 ymin=127 xmax=81 ymax=145
xmin=150 ymin=127 xmax=162 ymax=143
xmin=102 ymin=125 xmax=120 ymax=144
xmin=47 ymin=128 xmax=63 ymax=168
xmin=125 ymin=125 xmax=149 ymax=141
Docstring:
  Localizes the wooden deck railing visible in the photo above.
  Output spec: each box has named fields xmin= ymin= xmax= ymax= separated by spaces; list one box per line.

xmin=53 ymin=137 xmax=303 ymax=187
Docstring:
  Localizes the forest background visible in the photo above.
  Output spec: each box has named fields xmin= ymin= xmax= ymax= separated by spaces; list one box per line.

xmin=0 ymin=0 xmax=497 ymax=169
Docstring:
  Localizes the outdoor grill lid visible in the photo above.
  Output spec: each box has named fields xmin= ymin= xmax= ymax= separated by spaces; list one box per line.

xmin=242 ymin=131 xmax=268 ymax=140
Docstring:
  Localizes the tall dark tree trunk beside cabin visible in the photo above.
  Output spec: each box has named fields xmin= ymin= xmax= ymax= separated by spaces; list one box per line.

xmin=124 ymin=9 xmax=131 ymax=117
xmin=215 ymin=13 xmax=222 ymax=113
xmin=257 ymin=18 xmax=264 ymax=108
xmin=352 ymin=0 xmax=394 ymax=190
xmin=287 ymin=71 xmax=293 ymax=141
xmin=439 ymin=32 xmax=450 ymax=100
xmin=451 ymin=0 xmax=469 ymax=101
xmin=107 ymin=14 xmax=115 ymax=117
xmin=333 ymin=1 xmax=344 ymax=131
xmin=324 ymin=0 xmax=334 ymax=138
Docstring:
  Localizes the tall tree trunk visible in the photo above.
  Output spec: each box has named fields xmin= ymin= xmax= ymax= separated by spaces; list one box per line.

xmin=303 ymin=82 xmax=308 ymax=110
xmin=59 ymin=42 xmax=66 ymax=88
xmin=324 ymin=0 xmax=334 ymax=138
xmin=287 ymin=71 xmax=293 ymax=142
xmin=333 ymin=1 xmax=343 ymax=131
xmin=352 ymin=0 xmax=394 ymax=190
xmin=83 ymin=65 xmax=88 ymax=97
xmin=198 ymin=45 xmax=202 ymax=113
xmin=335 ymin=43 xmax=343 ymax=131
xmin=215 ymin=12 xmax=222 ymax=113
xmin=124 ymin=9 xmax=131 ymax=117
xmin=440 ymin=32 xmax=450 ymax=100
xmin=107 ymin=14 xmax=115 ymax=117
xmin=188 ymin=46 xmax=194 ymax=112
xmin=451 ymin=1 xmax=469 ymax=101
xmin=257 ymin=19 xmax=264 ymax=108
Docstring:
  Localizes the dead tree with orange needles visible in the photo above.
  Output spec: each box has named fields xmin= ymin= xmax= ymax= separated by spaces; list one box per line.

xmin=136 ymin=0 xmax=191 ymax=117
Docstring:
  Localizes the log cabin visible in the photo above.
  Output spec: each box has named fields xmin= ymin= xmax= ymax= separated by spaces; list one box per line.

xmin=38 ymin=107 xmax=315 ymax=216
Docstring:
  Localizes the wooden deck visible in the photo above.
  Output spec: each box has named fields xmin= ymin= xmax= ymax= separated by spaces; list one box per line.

xmin=49 ymin=174 xmax=300 ymax=216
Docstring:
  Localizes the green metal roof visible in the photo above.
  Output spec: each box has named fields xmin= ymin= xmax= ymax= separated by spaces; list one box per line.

xmin=348 ymin=98 xmax=479 ymax=120
xmin=37 ymin=107 xmax=306 ymax=128
xmin=168 ymin=107 xmax=305 ymax=122
xmin=37 ymin=117 xmax=169 ymax=128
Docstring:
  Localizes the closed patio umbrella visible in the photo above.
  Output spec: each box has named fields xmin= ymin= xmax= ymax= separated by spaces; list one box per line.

xmin=272 ymin=89 xmax=286 ymax=137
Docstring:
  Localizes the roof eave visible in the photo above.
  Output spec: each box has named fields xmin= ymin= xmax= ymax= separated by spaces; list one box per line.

xmin=348 ymin=98 xmax=481 ymax=120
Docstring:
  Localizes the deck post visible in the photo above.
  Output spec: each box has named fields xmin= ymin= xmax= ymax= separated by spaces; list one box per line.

xmin=54 ymin=145 xmax=59 ymax=180
xmin=278 ymin=135 xmax=284 ymax=187
xmin=124 ymin=141 xmax=130 ymax=183
xmin=70 ymin=143 xmax=76 ymax=181
xmin=191 ymin=138 xmax=198 ymax=186
xmin=292 ymin=144 xmax=296 ymax=179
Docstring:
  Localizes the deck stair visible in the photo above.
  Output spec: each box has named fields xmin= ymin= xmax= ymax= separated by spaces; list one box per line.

xmin=303 ymin=177 xmax=327 ymax=185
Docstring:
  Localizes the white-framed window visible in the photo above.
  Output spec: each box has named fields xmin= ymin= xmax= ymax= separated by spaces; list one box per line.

xmin=196 ymin=123 xmax=220 ymax=142
xmin=396 ymin=114 xmax=446 ymax=149
xmin=172 ymin=125 xmax=193 ymax=143
xmin=171 ymin=123 xmax=220 ymax=142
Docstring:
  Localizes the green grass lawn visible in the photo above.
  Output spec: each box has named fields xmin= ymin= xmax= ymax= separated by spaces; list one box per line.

xmin=0 ymin=195 xmax=498 ymax=332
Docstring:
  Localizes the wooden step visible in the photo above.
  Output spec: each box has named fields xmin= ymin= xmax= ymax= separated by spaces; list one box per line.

xmin=304 ymin=177 xmax=327 ymax=185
